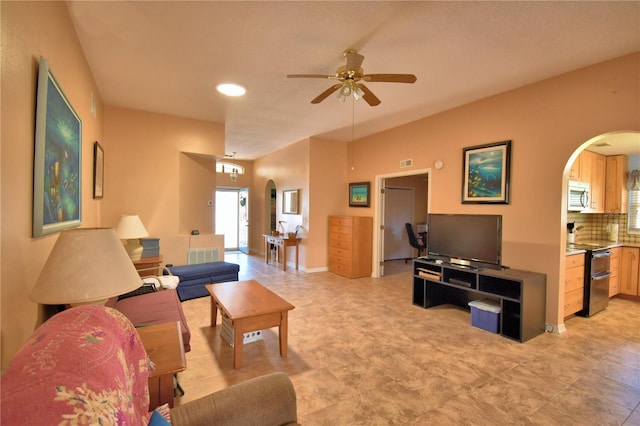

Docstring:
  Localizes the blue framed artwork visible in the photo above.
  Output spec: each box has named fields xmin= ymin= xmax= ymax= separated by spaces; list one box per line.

xmin=349 ymin=182 xmax=370 ymax=207
xmin=462 ymin=140 xmax=511 ymax=204
xmin=33 ymin=57 xmax=82 ymax=237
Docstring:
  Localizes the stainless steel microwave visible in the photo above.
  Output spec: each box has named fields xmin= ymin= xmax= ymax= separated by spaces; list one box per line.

xmin=568 ymin=180 xmax=590 ymax=211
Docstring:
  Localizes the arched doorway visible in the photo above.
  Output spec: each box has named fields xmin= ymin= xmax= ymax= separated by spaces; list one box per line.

xmin=564 ymin=131 xmax=639 ymax=242
xmin=558 ymin=130 xmax=639 ymax=332
xmin=265 ymin=180 xmax=277 ymax=235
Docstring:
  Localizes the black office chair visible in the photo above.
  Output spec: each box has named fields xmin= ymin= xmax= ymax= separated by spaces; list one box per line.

xmin=405 ymin=223 xmax=426 ymax=262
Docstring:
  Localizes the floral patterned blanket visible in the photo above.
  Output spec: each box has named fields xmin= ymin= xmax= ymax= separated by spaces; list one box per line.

xmin=1 ymin=305 xmax=151 ymax=425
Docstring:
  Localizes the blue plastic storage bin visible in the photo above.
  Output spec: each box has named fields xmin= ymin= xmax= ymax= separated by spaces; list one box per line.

xmin=468 ymin=299 xmax=501 ymax=333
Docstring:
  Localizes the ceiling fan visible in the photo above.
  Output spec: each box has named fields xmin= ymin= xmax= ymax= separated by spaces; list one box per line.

xmin=287 ymin=49 xmax=417 ymax=106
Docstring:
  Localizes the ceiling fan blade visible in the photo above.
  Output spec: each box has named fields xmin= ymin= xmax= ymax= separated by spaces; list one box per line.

xmin=358 ymin=84 xmax=381 ymax=106
xmin=363 ymin=74 xmax=417 ymax=83
xmin=345 ymin=51 xmax=364 ymax=72
xmin=311 ymin=83 xmax=343 ymax=104
xmin=287 ymin=74 xmax=335 ymax=79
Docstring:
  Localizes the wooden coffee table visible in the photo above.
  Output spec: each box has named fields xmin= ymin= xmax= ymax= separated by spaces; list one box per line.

xmin=206 ymin=280 xmax=295 ymax=368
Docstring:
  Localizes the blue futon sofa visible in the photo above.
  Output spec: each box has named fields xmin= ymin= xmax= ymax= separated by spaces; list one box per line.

xmin=165 ymin=262 xmax=240 ymax=301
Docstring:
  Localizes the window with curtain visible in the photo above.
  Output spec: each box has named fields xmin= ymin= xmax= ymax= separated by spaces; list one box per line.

xmin=628 ymin=170 xmax=640 ymax=235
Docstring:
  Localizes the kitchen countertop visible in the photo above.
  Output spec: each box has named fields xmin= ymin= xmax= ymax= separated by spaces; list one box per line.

xmin=566 ymin=247 xmax=587 ymax=255
xmin=566 ymin=240 xmax=640 ymax=255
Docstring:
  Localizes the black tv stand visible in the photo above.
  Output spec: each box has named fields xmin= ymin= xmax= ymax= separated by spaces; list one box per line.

xmin=412 ymin=258 xmax=546 ymax=342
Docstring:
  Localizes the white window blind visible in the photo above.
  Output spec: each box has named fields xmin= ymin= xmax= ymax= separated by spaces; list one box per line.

xmin=629 ymin=189 xmax=640 ymax=235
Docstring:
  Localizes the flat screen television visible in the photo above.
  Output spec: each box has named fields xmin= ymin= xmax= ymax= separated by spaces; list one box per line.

xmin=426 ymin=213 xmax=502 ymax=269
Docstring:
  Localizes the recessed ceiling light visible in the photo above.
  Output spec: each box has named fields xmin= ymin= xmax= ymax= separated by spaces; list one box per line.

xmin=216 ymin=83 xmax=246 ymax=97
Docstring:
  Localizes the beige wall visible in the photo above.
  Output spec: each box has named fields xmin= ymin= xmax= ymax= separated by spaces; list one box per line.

xmin=251 ymin=139 xmax=311 ymax=268
xmin=307 ymin=138 xmax=348 ymax=270
xmin=103 ymin=106 xmax=225 ymax=264
xmin=1 ymin=1 xmax=105 ymax=369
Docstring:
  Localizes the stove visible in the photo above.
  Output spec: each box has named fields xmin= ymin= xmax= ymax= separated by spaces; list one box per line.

xmin=576 ymin=246 xmax=611 ymax=317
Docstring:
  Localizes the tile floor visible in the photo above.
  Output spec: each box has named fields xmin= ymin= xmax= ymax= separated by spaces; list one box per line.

xmin=174 ymin=253 xmax=640 ymax=425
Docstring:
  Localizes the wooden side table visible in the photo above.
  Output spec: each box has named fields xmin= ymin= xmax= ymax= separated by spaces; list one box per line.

xmin=263 ymin=235 xmax=300 ymax=271
xmin=133 ymin=255 xmax=163 ymax=277
xmin=137 ymin=321 xmax=186 ymax=409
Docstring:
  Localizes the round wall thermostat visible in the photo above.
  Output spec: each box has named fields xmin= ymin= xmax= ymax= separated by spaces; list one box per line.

xmin=434 ymin=160 xmax=444 ymax=170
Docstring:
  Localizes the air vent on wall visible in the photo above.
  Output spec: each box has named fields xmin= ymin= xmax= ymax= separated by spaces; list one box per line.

xmin=400 ymin=159 xmax=413 ymax=168
xmin=188 ymin=248 xmax=219 ymax=264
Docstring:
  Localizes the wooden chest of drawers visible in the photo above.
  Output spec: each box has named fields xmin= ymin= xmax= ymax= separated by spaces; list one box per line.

xmin=328 ymin=216 xmax=372 ymax=278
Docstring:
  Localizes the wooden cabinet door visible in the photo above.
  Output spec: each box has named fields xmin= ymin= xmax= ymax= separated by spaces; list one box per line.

xmin=605 ymin=155 xmax=628 ymax=213
xmin=569 ymin=154 xmax=581 ymax=181
xmin=609 ymin=247 xmax=621 ymax=297
xmin=578 ymin=150 xmax=592 ymax=184
xmin=564 ymin=254 xmax=585 ymax=317
xmin=578 ymin=150 xmax=605 ymax=213
xmin=589 ymin=152 xmax=605 ymax=213
xmin=620 ymin=247 xmax=639 ymax=296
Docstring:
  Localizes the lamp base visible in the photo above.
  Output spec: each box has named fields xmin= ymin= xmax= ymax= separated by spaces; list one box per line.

xmin=124 ymin=238 xmax=144 ymax=261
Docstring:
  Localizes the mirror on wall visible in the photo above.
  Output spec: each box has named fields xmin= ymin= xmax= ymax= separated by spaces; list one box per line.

xmin=283 ymin=189 xmax=299 ymax=214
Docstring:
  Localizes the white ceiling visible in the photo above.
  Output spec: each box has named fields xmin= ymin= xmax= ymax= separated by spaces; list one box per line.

xmin=66 ymin=1 xmax=640 ymax=160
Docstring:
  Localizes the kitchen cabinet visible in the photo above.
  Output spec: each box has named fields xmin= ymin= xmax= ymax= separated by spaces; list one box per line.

xmin=581 ymin=150 xmax=605 ymax=213
xmin=609 ymin=247 xmax=621 ymax=296
xmin=564 ymin=253 xmax=585 ymax=317
xmin=328 ymin=215 xmax=372 ymax=278
xmin=578 ymin=150 xmax=591 ymax=184
xmin=620 ymin=247 xmax=639 ymax=296
xmin=569 ymin=154 xmax=581 ymax=180
xmin=605 ymin=155 xmax=628 ymax=213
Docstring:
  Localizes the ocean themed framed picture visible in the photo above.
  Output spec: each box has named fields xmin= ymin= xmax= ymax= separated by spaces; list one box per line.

xmin=462 ymin=140 xmax=511 ymax=204
xmin=33 ymin=56 xmax=82 ymax=237
xmin=349 ymin=182 xmax=370 ymax=207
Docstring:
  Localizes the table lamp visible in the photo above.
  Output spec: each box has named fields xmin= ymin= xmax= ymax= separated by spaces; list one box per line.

xmin=30 ymin=228 xmax=142 ymax=305
xmin=115 ymin=214 xmax=149 ymax=260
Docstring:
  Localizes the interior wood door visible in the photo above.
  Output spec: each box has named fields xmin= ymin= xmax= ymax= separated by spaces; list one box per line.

xmin=383 ymin=187 xmax=414 ymax=260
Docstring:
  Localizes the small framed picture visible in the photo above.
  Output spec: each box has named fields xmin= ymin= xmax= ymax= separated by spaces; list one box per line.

xmin=349 ymin=182 xmax=370 ymax=207
xmin=462 ymin=140 xmax=511 ymax=204
xmin=93 ymin=141 xmax=104 ymax=199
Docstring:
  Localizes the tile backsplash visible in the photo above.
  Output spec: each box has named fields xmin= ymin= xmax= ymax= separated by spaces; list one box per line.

xmin=567 ymin=212 xmax=639 ymax=244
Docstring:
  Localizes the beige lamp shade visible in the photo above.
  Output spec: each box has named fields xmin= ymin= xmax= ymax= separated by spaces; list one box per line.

xmin=115 ymin=214 xmax=149 ymax=260
xmin=115 ymin=215 xmax=149 ymax=239
xmin=30 ymin=228 xmax=142 ymax=305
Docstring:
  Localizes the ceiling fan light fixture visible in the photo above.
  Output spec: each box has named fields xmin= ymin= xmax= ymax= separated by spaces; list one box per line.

xmin=229 ymin=151 xmax=238 ymax=182
xmin=216 ymin=83 xmax=247 ymax=97
xmin=353 ymin=85 xmax=365 ymax=101
xmin=288 ymin=49 xmax=417 ymax=106
xmin=337 ymin=84 xmax=353 ymax=102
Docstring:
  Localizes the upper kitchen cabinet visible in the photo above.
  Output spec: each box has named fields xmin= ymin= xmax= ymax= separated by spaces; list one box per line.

xmin=579 ymin=150 xmax=605 ymax=213
xmin=605 ymin=155 xmax=629 ymax=213
xmin=569 ymin=154 xmax=581 ymax=181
